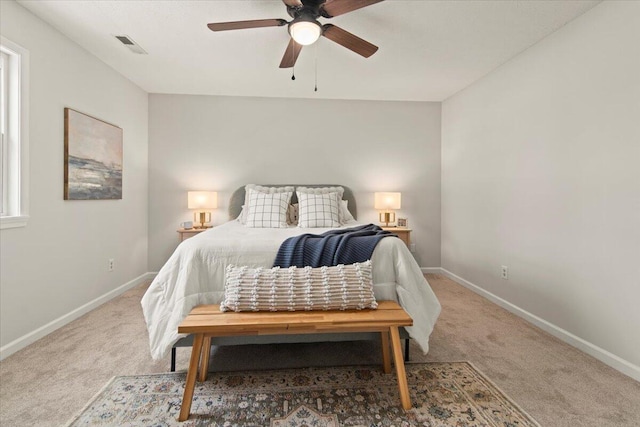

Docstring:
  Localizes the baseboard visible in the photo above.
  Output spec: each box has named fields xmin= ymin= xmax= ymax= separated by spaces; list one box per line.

xmin=439 ymin=268 xmax=640 ymax=382
xmin=421 ymin=267 xmax=443 ymax=274
xmin=0 ymin=272 xmax=155 ymax=361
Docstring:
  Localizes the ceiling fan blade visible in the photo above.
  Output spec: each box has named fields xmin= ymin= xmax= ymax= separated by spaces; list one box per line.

xmin=281 ymin=0 xmax=302 ymax=7
xmin=322 ymin=24 xmax=378 ymax=58
xmin=279 ymin=38 xmax=303 ymax=68
xmin=320 ymin=0 xmax=384 ymax=18
xmin=207 ymin=19 xmax=287 ymax=32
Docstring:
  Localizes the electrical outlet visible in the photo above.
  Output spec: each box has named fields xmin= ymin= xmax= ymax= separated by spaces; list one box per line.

xmin=501 ymin=265 xmax=508 ymax=280
xmin=410 ymin=243 xmax=416 ymax=253
xmin=108 ymin=259 xmax=115 ymax=272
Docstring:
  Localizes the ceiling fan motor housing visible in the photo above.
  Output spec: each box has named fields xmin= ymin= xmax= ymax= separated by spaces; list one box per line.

xmin=285 ymin=0 xmax=324 ymax=19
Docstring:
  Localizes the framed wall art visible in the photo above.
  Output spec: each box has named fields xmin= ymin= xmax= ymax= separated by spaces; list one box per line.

xmin=64 ymin=108 xmax=123 ymax=200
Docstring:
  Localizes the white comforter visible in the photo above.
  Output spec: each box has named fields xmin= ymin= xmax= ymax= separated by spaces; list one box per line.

xmin=141 ymin=221 xmax=441 ymax=360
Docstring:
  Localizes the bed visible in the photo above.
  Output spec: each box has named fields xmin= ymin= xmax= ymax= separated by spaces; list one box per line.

xmin=141 ymin=185 xmax=441 ymax=364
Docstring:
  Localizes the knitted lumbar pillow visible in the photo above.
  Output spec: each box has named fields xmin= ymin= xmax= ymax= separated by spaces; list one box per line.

xmin=221 ymin=261 xmax=377 ymax=312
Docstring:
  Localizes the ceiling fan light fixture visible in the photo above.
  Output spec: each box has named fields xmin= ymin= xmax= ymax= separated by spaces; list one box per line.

xmin=289 ymin=19 xmax=322 ymax=45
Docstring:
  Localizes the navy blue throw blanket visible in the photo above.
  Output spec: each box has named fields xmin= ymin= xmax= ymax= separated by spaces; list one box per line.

xmin=273 ymin=224 xmax=397 ymax=268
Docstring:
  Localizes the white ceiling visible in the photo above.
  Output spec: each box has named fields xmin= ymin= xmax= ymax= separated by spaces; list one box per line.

xmin=17 ymin=0 xmax=600 ymax=102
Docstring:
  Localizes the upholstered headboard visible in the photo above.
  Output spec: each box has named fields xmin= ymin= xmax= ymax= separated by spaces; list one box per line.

xmin=229 ymin=185 xmax=357 ymax=221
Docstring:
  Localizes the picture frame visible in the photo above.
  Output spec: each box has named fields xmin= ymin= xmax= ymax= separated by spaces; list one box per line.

xmin=64 ymin=108 xmax=123 ymax=200
xmin=397 ymin=217 xmax=408 ymax=228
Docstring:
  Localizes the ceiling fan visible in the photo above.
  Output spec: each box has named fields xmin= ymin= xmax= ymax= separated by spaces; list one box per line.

xmin=207 ymin=0 xmax=384 ymax=68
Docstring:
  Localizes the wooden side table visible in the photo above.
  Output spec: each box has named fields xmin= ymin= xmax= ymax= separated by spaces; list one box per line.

xmin=382 ymin=227 xmax=412 ymax=247
xmin=177 ymin=228 xmax=207 ymax=242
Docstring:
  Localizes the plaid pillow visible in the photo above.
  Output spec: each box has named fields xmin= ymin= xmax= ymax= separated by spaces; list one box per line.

xmin=245 ymin=190 xmax=292 ymax=228
xmin=297 ymin=186 xmax=346 ymax=224
xmin=241 ymin=185 xmax=294 ymax=224
xmin=297 ymin=192 xmax=341 ymax=228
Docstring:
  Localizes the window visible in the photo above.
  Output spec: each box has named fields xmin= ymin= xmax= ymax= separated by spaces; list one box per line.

xmin=1 ymin=51 xmax=8 ymax=215
xmin=0 ymin=37 xmax=29 ymax=229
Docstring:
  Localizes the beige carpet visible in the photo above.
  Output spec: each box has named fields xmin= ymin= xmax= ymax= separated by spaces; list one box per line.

xmin=1 ymin=274 xmax=639 ymax=426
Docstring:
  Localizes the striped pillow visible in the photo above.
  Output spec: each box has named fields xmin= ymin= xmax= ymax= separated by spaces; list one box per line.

xmin=297 ymin=192 xmax=341 ymax=228
xmin=221 ymin=261 xmax=377 ymax=312
xmin=245 ymin=190 xmax=292 ymax=228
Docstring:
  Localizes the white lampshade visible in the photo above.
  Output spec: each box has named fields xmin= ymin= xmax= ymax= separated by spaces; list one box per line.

xmin=374 ymin=192 xmax=401 ymax=210
xmin=289 ymin=20 xmax=322 ymax=46
xmin=187 ymin=191 xmax=218 ymax=209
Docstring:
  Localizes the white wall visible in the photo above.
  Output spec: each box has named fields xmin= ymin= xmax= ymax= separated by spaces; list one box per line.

xmin=442 ymin=0 xmax=640 ymax=375
xmin=0 ymin=1 xmax=149 ymax=353
xmin=148 ymin=95 xmax=440 ymax=271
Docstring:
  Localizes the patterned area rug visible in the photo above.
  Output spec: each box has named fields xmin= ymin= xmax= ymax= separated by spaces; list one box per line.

xmin=67 ymin=362 xmax=539 ymax=426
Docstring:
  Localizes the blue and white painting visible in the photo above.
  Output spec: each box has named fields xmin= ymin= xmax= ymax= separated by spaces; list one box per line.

xmin=64 ymin=108 xmax=123 ymax=200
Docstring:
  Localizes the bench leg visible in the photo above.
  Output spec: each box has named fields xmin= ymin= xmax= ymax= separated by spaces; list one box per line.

xmin=380 ymin=331 xmax=392 ymax=374
xmin=390 ymin=326 xmax=412 ymax=410
xmin=404 ymin=339 xmax=410 ymax=362
xmin=178 ymin=333 xmax=204 ymax=422
xmin=198 ymin=336 xmax=211 ymax=382
xmin=171 ymin=347 xmax=176 ymax=372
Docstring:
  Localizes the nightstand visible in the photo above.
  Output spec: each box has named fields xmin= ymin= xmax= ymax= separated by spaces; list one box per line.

xmin=382 ymin=227 xmax=412 ymax=247
xmin=177 ymin=228 xmax=207 ymax=242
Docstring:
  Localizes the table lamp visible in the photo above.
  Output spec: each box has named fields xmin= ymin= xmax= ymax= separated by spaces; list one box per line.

xmin=188 ymin=191 xmax=217 ymax=229
xmin=374 ymin=192 xmax=401 ymax=227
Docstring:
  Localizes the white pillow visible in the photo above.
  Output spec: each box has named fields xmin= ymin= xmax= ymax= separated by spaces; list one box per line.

xmin=241 ymin=185 xmax=294 ymax=225
xmin=341 ymin=200 xmax=355 ymax=222
xmin=245 ymin=190 xmax=292 ymax=228
xmin=297 ymin=192 xmax=341 ymax=228
xmin=296 ymin=186 xmax=345 ymax=224
xmin=236 ymin=205 xmax=245 ymax=222
xmin=296 ymin=186 xmax=344 ymax=195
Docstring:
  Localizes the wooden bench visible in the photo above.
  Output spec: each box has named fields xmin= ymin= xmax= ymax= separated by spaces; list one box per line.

xmin=176 ymin=301 xmax=413 ymax=421
xmin=170 ymin=327 xmax=412 ymax=371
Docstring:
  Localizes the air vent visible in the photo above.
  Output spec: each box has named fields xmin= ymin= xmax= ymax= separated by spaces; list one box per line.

xmin=116 ymin=36 xmax=134 ymax=45
xmin=114 ymin=35 xmax=147 ymax=55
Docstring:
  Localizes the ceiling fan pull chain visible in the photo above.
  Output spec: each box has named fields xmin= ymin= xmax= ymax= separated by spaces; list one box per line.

xmin=291 ymin=40 xmax=296 ymax=80
xmin=314 ymin=43 xmax=318 ymax=92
